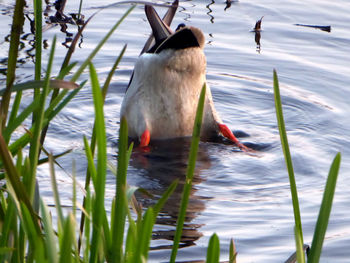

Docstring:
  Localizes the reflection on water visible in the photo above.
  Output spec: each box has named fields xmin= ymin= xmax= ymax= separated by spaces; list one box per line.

xmin=129 ymin=138 xmax=211 ymax=249
xmin=205 ymin=0 xmax=215 ymax=24
xmin=252 ymin=17 xmax=263 ymax=53
xmin=44 ymin=0 xmax=85 ymax=48
xmin=0 ymin=0 xmax=84 ymax=77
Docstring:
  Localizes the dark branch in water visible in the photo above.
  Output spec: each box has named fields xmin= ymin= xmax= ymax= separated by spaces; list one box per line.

xmin=295 ymin=24 xmax=331 ymax=32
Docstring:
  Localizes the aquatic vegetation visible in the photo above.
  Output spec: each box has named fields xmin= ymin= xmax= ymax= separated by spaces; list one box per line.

xmin=274 ymin=70 xmax=341 ymax=263
xmin=0 ymin=1 xmax=340 ymax=263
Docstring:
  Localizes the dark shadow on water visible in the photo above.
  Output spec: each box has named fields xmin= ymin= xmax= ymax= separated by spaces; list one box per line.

xmin=129 ymin=137 xmax=212 ymax=249
xmin=125 ymin=131 xmax=267 ymax=250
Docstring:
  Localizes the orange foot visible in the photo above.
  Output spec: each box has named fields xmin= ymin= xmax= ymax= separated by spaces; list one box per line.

xmin=218 ymin=123 xmax=250 ymax=152
xmin=140 ymin=129 xmax=150 ymax=147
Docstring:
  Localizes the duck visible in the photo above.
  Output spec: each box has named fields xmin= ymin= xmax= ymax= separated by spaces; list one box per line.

xmin=120 ymin=0 xmax=248 ymax=151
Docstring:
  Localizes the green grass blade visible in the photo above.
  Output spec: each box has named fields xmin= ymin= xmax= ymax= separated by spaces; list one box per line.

xmin=38 ymin=148 xmax=72 ymax=166
xmin=48 ymin=154 xmax=64 ymax=232
xmin=285 ymin=244 xmax=310 ymax=263
xmin=123 ymin=189 xmax=138 ymax=261
xmin=83 ymin=136 xmax=97 ymax=187
xmin=9 ymin=87 xmax=81 ymax=157
xmin=273 ymin=70 xmax=304 ymax=261
xmin=0 ymin=0 xmax=25 ymax=129
xmin=126 ymin=142 xmax=134 ymax=165
xmin=44 ymin=86 xmax=82 ymax=122
xmin=78 ymin=136 xmax=96 ymax=253
xmin=102 ymin=209 xmax=112 ymax=261
xmin=7 ymin=90 xmax=23 ymax=137
xmin=89 ymin=63 xmax=107 ymax=263
xmin=78 ymin=47 xmax=126 ymax=252
xmin=153 ymin=179 xmax=178 ymax=220
xmin=20 ymin=202 xmax=45 ymax=261
xmin=308 ymin=153 xmax=341 ymax=263
xmin=101 ymin=44 xmax=127 ymax=100
xmin=40 ymin=199 xmax=58 ymax=263
xmin=57 ymin=62 xmax=78 ymax=79
xmin=170 ymin=84 xmax=206 ymax=262
xmin=0 ymin=134 xmax=42 ymax=237
xmin=43 ymin=11 xmax=94 ymax=149
xmin=0 ymin=247 xmax=15 ymax=256
xmin=83 ymin=188 xmax=92 ymax=262
xmin=136 ymin=208 xmax=154 ymax=262
xmin=0 ymin=79 xmax=79 ymax=96
xmin=3 ymin=95 xmax=41 ymax=142
xmin=32 ymin=0 xmax=43 ymax=130
xmin=0 ymin=199 xmax=16 ymax=263
xmin=59 ymin=214 xmax=75 ymax=263
xmin=295 ymin=226 xmax=304 ymax=263
xmin=78 ymin=0 xmax=83 ymax=20
xmin=229 ymin=239 xmax=237 ymax=263
xmin=206 ymin=233 xmax=220 ymax=263
xmin=33 ymin=0 xmax=42 ymax=82
xmin=27 ymin=35 xmax=56 ymax=201
xmin=111 ymin=117 xmax=129 ymax=262
xmin=124 ymin=218 xmax=137 ymax=262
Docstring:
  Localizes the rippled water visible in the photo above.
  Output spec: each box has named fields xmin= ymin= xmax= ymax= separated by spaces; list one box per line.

xmin=1 ymin=0 xmax=350 ymax=262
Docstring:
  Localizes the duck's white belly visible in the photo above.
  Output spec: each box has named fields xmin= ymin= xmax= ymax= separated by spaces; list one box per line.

xmin=121 ymin=48 xmax=219 ymax=139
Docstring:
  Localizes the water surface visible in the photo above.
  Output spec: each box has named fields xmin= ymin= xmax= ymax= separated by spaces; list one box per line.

xmin=1 ymin=0 xmax=350 ymax=262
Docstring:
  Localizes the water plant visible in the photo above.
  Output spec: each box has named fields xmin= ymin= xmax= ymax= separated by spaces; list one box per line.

xmin=274 ymin=70 xmax=341 ymax=263
xmin=0 ymin=1 xmax=341 ymax=263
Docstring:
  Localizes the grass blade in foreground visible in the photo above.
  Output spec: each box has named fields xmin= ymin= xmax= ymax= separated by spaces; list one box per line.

xmin=273 ymin=70 xmax=305 ymax=262
xmin=40 ymin=199 xmax=58 ymax=263
xmin=308 ymin=153 xmax=341 ymax=263
xmin=88 ymin=63 xmax=107 ymax=262
xmin=78 ymin=46 xmax=127 ymax=251
xmin=0 ymin=0 xmax=25 ymax=129
xmin=111 ymin=117 xmax=128 ymax=262
xmin=170 ymin=84 xmax=206 ymax=262
xmin=28 ymin=36 xmax=57 ymax=201
xmin=206 ymin=233 xmax=220 ymax=263
xmin=229 ymin=239 xmax=237 ymax=263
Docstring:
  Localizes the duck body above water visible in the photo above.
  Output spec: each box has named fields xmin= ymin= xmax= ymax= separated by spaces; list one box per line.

xmin=120 ymin=0 xmax=247 ymax=150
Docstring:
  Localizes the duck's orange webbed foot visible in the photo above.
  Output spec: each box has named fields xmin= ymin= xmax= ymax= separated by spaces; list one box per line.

xmin=218 ymin=123 xmax=250 ymax=152
xmin=138 ymin=129 xmax=151 ymax=152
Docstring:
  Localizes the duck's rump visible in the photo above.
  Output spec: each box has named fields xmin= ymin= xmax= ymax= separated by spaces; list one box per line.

xmin=121 ymin=48 xmax=221 ymax=140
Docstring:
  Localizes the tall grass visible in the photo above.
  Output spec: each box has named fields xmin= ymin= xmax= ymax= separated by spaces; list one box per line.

xmin=0 ymin=2 xmax=341 ymax=263
xmin=273 ymin=70 xmax=341 ymax=263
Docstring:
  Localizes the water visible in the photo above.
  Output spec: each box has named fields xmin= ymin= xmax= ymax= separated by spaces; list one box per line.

xmin=1 ymin=0 xmax=350 ymax=262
